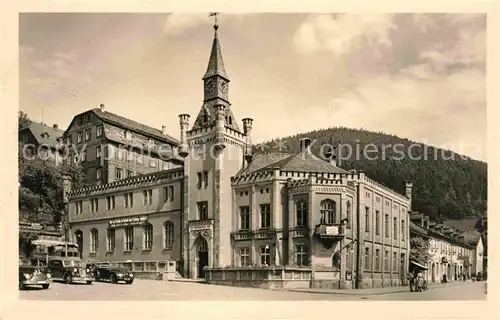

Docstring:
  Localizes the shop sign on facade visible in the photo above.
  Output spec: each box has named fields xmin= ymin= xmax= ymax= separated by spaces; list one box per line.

xmin=109 ymin=216 xmax=148 ymax=228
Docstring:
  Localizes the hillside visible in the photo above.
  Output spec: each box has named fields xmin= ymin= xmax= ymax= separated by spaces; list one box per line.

xmin=257 ymin=127 xmax=487 ymax=222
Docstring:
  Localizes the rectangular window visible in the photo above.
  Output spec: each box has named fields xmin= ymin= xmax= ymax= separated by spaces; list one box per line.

xmin=169 ymin=186 xmax=174 ymax=202
xmin=384 ymin=251 xmax=389 ymax=271
xmin=106 ymin=196 xmax=115 ymax=211
xmin=90 ymin=198 xmax=99 ymax=213
xmin=143 ymin=189 xmax=153 ymax=206
xmin=124 ymin=227 xmax=134 ymax=251
xmin=240 ymin=247 xmax=250 ymax=267
xmin=77 ymin=131 xmax=83 ymax=143
xmin=384 ymin=214 xmax=389 ymax=237
xmin=96 ymin=125 xmax=103 ymax=137
xmin=260 ymin=203 xmax=271 ymax=229
xmin=96 ymin=146 xmax=101 ymax=159
xmin=96 ymin=167 xmax=102 ymax=180
xmin=260 ymin=246 xmax=271 ymax=266
xmin=401 ymin=220 xmax=405 ymax=242
xmin=239 ymin=206 xmax=250 ymax=230
xmin=296 ymin=201 xmax=308 ymax=227
xmin=375 ymin=249 xmax=380 ymax=271
xmin=136 ymin=152 xmax=143 ymax=164
xmin=197 ymin=172 xmax=202 ymax=189
xmin=375 ymin=210 xmax=380 ymax=235
xmin=127 ymin=170 xmax=133 ymax=178
xmin=116 ymin=148 xmax=123 ymax=160
xmin=364 ymin=247 xmax=370 ymax=270
xmin=203 ymin=171 xmax=209 ymax=189
xmin=365 ymin=207 xmax=370 ymax=232
xmin=115 ymin=168 xmax=123 ymax=180
xmin=85 ymin=128 xmax=91 ymax=141
xmin=393 ymin=218 xmax=398 ymax=239
xmin=127 ymin=150 xmax=134 ymax=161
xmin=197 ymin=201 xmax=208 ymax=220
xmin=90 ymin=230 xmax=98 ymax=253
xmin=393 ymin=252 xmax=397 ymax=271
xmin=296 ymin=245 xmax=308 ymax=266
xmin=81 ymin=149 xmax=87 ymax=162
xmin=143 ymin=224 xmax=153 ymax=250
xmin=75 ymin=201 xmax=83 ymax=214
xmin=106 ymin=229 xmax=115 ymax=252
xmin=124 ymin=192 xmax=134 ymax=208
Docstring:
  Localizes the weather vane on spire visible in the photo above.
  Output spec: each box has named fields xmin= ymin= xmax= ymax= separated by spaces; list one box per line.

xmin=209 ymin=12 xmax=219 ymax=30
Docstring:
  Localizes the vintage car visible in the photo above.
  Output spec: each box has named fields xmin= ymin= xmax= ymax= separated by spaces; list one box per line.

xmin=19 ymin=258 xmax=51 ymax=290
xmin=47 ymin=257 xmax=94 ymax=284
xmin=89 ymin=263 xmax=134 ymax=284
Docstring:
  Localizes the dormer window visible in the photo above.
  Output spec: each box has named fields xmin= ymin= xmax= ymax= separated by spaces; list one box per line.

xmin=228 ymin=116 xmax=232 ymax=125
xmin=203 ymin=114 xmax=208 ymax=124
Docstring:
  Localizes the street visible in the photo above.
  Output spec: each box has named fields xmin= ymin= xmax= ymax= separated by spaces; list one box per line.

xmin=19 ymin=279 xmax=487 ymax=301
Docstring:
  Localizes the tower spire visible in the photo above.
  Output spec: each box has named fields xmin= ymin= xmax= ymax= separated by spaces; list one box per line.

xmin=203 ymin=13 xmax=229 ymax=80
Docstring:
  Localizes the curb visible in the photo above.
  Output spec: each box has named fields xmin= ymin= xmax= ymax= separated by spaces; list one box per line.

xmin=286 ymin=282 xmax=468 ymax=296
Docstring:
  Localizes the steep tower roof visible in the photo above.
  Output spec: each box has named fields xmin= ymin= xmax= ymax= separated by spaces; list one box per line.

xmin=202 ymin=25 xmax=229 ymax=81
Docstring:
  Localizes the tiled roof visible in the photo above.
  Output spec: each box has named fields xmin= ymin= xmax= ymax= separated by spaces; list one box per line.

xmin=460 ymin=230 xmax=482 ymax=246
xmin=238 ymin=151 xmax=348 ymax=176
xmin=442 ymin=218 xmax=484 ymax=232
xmin=21 ymin=122 xmax=64 ymax=147
xmin=409 ymin=221 xmax=429 ymax=237
xmin=91 ymin=108 xmax=179 ymax=145
xmin=203 ymin=29 xmax=229 ymax=80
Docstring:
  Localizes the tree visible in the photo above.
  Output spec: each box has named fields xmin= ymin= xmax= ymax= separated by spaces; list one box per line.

xmin=409 ymin=236 xmax=432 ymax=264
xmin=18 ymin=146 xmax=89 ymax=224
xmin=19 ymin=232 xmax=39 ymax=258
xmin=19 ymin=111 xmax=32 ymax=130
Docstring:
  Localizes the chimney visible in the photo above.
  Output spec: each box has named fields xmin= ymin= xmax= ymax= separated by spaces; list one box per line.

xmin=162 ymin=125 xmax=167 ymax=135
xmin=53 ymin=124 xmax=58 ymax=129
xmin=100 ymin=104 xmax=105 ymax=111
xmin=299 ymin=138 xmax=312 ymax=154
xmin=405 ymin=180 xmax=413 ymax=211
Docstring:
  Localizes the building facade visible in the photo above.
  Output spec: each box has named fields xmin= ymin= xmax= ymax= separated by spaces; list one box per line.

xmin=62 ymin=105 xmax=183 ymax=185
xmin=409 ymin=213 xmax=477 ymax=283
xmin=65 ymin=23 xmax=411 ymax=289
xmin=19 ymin=121 xmax=65 ymax=165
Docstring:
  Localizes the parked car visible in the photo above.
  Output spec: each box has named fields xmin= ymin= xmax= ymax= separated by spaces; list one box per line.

xmin=91 ymin=263 xmax=134 ymax=284
xmin=47 ymin=257 xmax=94 ymax=284
xmin=19 ymin=258 xmax=51 ymax=290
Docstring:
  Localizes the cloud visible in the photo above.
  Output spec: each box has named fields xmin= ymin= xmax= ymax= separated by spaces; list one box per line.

xmin=293 ymin=14 xmax=396 ymax=56
xmin=163 ymin=13 xmax=213 ymax=35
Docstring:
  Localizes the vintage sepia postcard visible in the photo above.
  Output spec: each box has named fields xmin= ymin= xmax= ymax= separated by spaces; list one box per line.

xmin=1 ymin=1 xmax=498 ymax=320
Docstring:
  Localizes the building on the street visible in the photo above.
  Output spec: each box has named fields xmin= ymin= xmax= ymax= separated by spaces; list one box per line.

xmin=64 ymin=21 xmax=411 ymax=289
xmin=19 ymin=121 xmax=65 ymax=165
xmin=62 ymin=104 xmax=183 ymax=185
xmin=409 ymin=212 xmax=478 ymax=283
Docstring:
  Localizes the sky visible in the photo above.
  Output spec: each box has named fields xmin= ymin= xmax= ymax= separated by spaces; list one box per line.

xmin=19 ymin=13 xmax=486 ymax=160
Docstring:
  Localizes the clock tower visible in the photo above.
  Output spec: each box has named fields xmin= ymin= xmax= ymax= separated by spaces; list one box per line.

xmin=178 ymin=17 xmax=254 ymax=278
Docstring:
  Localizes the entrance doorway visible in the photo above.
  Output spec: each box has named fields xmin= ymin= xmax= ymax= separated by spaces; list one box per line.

xmin=74 ymin=230 xmax=83 ymax=258
xmin=432 ymin=263 xmax=436 ymax=283
xmin=195 ymin=236 xmax=209 ymax=278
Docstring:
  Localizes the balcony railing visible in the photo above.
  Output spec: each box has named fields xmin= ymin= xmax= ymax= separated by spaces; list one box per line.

xmin=290 ymin=227 xmax=310 ymax=238
xmin=314 ymin=223 xmax=345 ymax=249
xmin=231 ymin=230 xmax=253 ymax=241
xmin=188 ymin=219 xmax=214 ymax=231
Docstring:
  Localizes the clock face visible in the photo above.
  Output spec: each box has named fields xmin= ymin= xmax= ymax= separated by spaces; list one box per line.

xmin=219 ymin=81 xmax=228 ymax=94
xmin=205 ymin=79 xmax=217 ymax=94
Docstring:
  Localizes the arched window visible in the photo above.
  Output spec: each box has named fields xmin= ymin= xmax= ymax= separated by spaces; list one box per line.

xmin=143 ymin=223 xmax=153 ymax=250
xmin=90 ymin=229 xmax=98 ymax=253
xmin=296 ymin=201 xmax=308 ymax=227
xmin=320 ymin=199 xmax=336 ymax=224
xmin=203 ymin=114 xmax=208 ymax=124
xmin=124 ymin=226 xmax=134 ymax=251
xmin=228 ymin=116 xmax=232 ymax=125
xmin=164 ymin=221 xmax=174 ymax=250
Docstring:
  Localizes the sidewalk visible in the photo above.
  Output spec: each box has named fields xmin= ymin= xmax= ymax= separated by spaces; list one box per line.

xmin=287 ymin=280 xmax=470 ymax=296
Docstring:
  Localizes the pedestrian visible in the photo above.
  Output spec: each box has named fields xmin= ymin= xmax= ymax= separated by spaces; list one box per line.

xmin=416 ymin=271 xmax=425 ymax=292
xmin=407 ymin=272 xmax=415 ymax=292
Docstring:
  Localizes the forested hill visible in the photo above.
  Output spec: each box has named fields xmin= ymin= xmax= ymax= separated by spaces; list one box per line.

xmin=256 ymin=127 xmax=487 ymax=222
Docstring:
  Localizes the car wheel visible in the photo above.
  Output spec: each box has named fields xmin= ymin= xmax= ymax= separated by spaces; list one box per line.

xmin=125 ymin=280 xmax=133 ymax=285
xmin=86 ymin=281 xmax=92 ymax=285
xmin=64 ymin=274 xmax=72 ymax=284
xmin=42 ymin=284 xmax=50 ymax=290
xmin=111 ymin=275 xmax=117 ymax=284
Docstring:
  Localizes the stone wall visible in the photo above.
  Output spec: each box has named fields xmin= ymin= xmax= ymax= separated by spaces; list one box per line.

xmin=204 ymin=266 xmax=312 ymax=289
